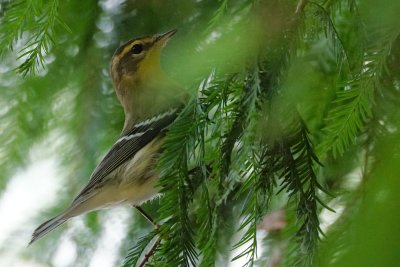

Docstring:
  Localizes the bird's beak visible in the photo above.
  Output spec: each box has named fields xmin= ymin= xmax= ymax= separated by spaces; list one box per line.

xmin=155 ymin=29 xmax=177 ymax=47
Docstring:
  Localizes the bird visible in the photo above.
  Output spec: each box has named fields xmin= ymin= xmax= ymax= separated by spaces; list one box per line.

xmin=30 ymin=29 xmax=186 ymax=245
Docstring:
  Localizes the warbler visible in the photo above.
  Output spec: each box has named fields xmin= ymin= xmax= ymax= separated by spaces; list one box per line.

xmin=30 ymin=29 xmax=186 ymax=244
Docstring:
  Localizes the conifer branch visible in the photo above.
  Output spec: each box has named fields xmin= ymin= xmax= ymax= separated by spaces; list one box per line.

xmin=310 ymin=2 xmax=352 ymax=75
xmin=122 ymin=230 xmax=158 ymax=267
xmin=319 ymin=25 xmax=400 ymax=158
xmin=206 ymin=0 xmax=229 ymax=33
xmin=138 ymin=237 xmax=161 ymax=267
xmin=0 ymin=0 xmax=69 ymax=75
xmin=196 ymin=73 xmax=242 ymax=266
xmin=154 ymin=101 xmax=206 ymax=267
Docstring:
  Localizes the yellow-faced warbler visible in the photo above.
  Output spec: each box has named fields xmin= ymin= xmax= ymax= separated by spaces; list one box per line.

xmin=30 ymin=29 xmax=186 ymax=244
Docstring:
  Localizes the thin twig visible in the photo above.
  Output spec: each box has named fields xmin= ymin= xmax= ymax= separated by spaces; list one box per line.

xmin=134 ymin=206 xmax=160 ymax=229
xmin=138 ymin=236 xmax=161 ymax=267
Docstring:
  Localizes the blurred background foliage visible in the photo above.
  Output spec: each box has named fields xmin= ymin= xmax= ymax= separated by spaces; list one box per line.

xmin=0 ymin=0 xmax=399 ymax=266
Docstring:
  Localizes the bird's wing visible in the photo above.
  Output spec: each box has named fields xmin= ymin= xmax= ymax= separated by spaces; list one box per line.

xmin=71 ymin=107 xmax=180 ymax=203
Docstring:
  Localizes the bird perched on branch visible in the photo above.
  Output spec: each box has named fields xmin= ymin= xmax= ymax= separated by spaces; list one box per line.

xmin=30 ymin=29 xmax=185 ymax=244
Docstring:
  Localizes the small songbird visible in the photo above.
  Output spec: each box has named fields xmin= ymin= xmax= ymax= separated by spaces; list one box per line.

xmin=30 ymin=29 xmax=186 ymax=244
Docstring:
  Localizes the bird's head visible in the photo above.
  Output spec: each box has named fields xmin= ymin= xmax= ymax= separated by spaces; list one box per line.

xmin=110 ymin=29 xmax=177 ymax=92
xmin=110 ymin=29 xmax=179 ymax=126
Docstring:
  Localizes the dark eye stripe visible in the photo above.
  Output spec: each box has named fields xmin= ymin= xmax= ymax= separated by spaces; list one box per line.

xmin=113 ymin=36 xmax=154 ymax=59
xmin=114 ymin=40 xmax=136 ymax=57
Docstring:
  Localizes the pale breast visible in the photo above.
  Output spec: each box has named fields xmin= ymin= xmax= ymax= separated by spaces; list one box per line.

xmin=64 ymin=136 xmax=164 ymax=218
xmin=118 ymin=136 xmax=163 ymax=203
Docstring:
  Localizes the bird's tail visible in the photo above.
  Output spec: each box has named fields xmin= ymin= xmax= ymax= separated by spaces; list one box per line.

xmin=29 ymin=215 xmax=68 ymax=245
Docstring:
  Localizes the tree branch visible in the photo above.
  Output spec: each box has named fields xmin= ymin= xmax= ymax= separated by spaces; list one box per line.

xmin=138 ymin=237 xmax=161 ymax=267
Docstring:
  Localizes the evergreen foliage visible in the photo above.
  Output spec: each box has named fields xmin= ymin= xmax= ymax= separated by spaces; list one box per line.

xmin=1 ymin=0 xmax=400 ymax=266
xmin=0 ymin=0 xmax=70 ymax=75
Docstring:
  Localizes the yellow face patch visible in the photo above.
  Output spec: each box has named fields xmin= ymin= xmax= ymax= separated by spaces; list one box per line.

xmin=110 ymin=34 xmax=173 ymax=84
xmin=137 ymin=46 xmax=162 ymax=80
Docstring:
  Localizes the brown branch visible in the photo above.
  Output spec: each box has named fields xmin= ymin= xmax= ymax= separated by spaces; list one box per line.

xmin=138 ymin=236 xmax=161 ymax=267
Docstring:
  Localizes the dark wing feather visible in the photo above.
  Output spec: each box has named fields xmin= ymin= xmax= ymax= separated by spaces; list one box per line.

xmin=71 ymin=108 xmax=180 ymax=203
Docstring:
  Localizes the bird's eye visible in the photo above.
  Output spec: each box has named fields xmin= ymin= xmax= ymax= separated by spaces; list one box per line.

xmin=131 ymin=44 xmax=143 ymax=54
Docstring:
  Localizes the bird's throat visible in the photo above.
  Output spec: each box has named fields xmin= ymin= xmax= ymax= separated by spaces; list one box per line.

xmin=118 ymin=73 xmax=180 ymax=132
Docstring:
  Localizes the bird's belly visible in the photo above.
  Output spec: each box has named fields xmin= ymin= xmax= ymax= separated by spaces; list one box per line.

xmin=121 ymin=175 xmax=159 ymax=204
xmin=69 ymin=175 xmax=159 ymax=217
xmin=100 ymin=138 xmax=162 ymax=206
xmin=92 ymin=177 xmax=158 ymax=208
xmin=67 ymin=139 xmax=162 ymax=217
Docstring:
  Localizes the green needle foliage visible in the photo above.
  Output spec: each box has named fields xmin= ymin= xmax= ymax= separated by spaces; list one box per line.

xmin=0 ymin=0 xmax=70 ymax=75
xmin=122 ymin=229 xmax=158 ymax=267
xmin=1 ymin=0 xmax=400 ymax=267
